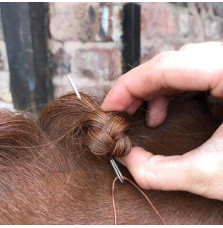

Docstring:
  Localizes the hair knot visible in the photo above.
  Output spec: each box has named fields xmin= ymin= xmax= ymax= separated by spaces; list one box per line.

xmin=81 ymin=110 xmax=132 ymax=157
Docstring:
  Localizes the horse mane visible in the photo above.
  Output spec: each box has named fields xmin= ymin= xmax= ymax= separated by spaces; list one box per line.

xmin=0 ymin=91 xmax=222 ymax=224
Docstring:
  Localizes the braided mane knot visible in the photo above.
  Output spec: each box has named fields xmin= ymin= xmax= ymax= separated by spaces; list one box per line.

xmin=81 ymin=110 xmax=132 ymax=157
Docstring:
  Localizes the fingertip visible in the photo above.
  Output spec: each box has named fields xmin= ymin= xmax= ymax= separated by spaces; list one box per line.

xmin=146 ymin=113 xmax=165 ymax=128
xmin=123 ymin=147 xmax=155 ymax=189
xmin=101 ymin=86 xmax=117 ymax=111
xmin=123 ymin=146 xmax=191 ymax=191
xmin=101 ymin=80 xmax=136 ymax=112
xmin=102 ymin=80 xmax=142 ymax=114
xmin=146 ymin=96 xmax=169 ymax=127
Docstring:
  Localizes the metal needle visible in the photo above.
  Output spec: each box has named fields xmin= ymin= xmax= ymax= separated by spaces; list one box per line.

xmin=66 ymin=75 xmax=124 ymax=183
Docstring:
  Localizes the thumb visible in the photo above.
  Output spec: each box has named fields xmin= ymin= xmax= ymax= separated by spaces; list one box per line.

xmin=122 ymin=147 xmax=192 ymax=192
xmin=122 ymin=122 xmax=223 ymax=200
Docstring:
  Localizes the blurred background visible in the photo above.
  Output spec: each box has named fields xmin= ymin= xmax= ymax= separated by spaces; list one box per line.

xmin=0 ymin=2 xmax=223 ymax=112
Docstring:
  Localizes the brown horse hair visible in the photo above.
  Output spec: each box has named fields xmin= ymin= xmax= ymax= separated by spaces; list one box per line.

xmin=0 ymin=90 xmax=222 ymax=224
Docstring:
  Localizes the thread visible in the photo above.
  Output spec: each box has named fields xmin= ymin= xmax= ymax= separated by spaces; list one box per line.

xmin=112 ymin=176 xmax=165 ymax=225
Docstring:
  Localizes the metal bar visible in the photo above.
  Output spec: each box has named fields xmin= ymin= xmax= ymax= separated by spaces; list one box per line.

xmin=1 ymin=3 xmax=53 ymax=113
xmin=122 ymin=3 xmax=141 ymax=74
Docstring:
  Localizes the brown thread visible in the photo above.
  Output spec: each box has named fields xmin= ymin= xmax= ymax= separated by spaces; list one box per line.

xmin=112 ymin=176 xmax=165 ymax=225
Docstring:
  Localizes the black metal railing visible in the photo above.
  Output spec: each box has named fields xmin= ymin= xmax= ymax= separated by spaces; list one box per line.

xmin=1 ymin=2 xmax=141 ymax=112
xmin=1 ymin=3 xmax=53 ymax=113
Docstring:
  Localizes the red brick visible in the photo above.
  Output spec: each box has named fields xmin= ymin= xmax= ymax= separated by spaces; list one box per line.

xmin=49 ymin=3 xmax=123 ymax=42
xmin=72 ymin=45 xmax=121 ymax=81
xmin=141 ymin=3 xmax=177 ymax=39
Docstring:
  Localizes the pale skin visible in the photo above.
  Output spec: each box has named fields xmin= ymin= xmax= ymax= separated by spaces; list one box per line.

xmin=102 ymin=42 xmax=223 ymax=201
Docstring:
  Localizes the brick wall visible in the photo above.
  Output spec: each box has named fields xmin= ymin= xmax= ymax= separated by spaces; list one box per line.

xmin=0 ymin=6 xmax=11 ymax=108
xmin=141 ymin=3 xmax=223 ymax=62
xmin=0 ymin=3 xmax=223 ymax=107
xmin=49 ymin=2 xmax=123 ymax=97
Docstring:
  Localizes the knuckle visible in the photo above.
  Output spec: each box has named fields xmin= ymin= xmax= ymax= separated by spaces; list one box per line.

xmin=144 ymin=51 xmax=176 ymax=84
xmin=135 ymin=179 xmax=150 ymax=190
xmin=133 ymin=168 xmax=152 ymax=190
xmin=135 ymin=171 xmax=157 ymax=190
xmin=154 ymin=51 xmax=176 ymax=64
xmin=135 ymin=155 xmax=163 ymax=190
xmin=179 ymin=43 xmax=195 ymax=51
xmin=130 ymin=165 xmax=154 ymax=190
xmin=154 ymin=51 xmax=176 ymax=70
xmin=151 ymin=51 xmax=177 ymax=88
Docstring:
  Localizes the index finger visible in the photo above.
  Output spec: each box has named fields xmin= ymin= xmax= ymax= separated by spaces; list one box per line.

xmin=102 ymin=43 xmax=223 ymax=112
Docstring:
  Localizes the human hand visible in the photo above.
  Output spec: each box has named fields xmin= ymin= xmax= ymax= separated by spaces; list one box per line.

xmin=102 ymin=42 xmax=223 ymax=200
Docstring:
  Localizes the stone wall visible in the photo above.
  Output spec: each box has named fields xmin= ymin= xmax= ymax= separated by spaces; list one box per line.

xmin=0 ymin=2 xmax=223 ymax=107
